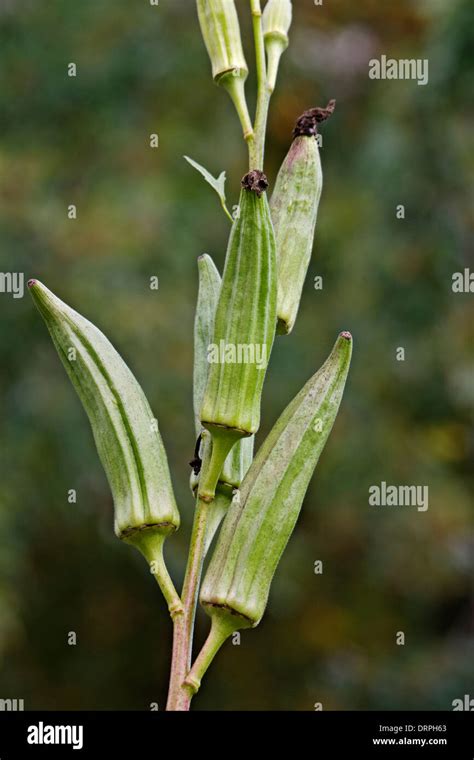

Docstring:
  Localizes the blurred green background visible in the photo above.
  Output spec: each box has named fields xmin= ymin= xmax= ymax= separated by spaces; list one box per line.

xmin=0 ymin=0 xmax=472 ymax=710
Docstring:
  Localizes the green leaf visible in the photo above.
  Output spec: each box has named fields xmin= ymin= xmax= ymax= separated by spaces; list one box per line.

xmin=184 ymin=155 xmax=233 ymax=222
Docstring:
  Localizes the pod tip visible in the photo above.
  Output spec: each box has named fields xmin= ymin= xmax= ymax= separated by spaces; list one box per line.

xmin=27 ymin=279 xmax=38 ymax=288
xmin=276 ymin=317 xmax=291 ymax=336
xmin=339 ymin=330 xmax=352 ymax=341
xmin=241 ymin=170 xmax=269 ymax=197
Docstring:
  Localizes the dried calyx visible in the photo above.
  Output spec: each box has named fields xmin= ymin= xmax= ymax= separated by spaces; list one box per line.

xmin=241 ymin=170 xmax=269 ymax=197
xmin=292 ymin=99 xmax=336 ymax=138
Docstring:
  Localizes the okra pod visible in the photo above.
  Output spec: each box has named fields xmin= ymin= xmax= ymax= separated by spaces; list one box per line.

xmin=28 ymin=280 xmax=182 ymax=615
xmin=186 ymin=332 xmax=352 ymax=690
xmin=198 ymin=173 xmax=277 ymax=501
xmin=191 ymin=255 xmax=254 ymax=548
xmin=192 ymin=254 xmax=253 ymax=492
xmin=271 ymin=101 xmax=335 ymax=335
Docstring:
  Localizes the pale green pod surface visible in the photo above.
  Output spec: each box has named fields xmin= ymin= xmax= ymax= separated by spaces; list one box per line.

xmin=271 ymin=135 xmax=322 ymax=335
xmin=200 ymin=331 xmax=352 ymax=629
xmin=196 ymin=0 xmax=248 ymax=84
xmin=271 ymin=101 xmax=335 ymax=335
xmin=28 ymin=280 xmax=180 ymax=547
xmin=191 ymin=254 xmax=254 ymax=499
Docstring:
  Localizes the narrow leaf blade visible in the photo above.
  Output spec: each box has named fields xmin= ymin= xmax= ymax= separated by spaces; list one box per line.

xmin=184 ymin=155 xmax=227 ymax=207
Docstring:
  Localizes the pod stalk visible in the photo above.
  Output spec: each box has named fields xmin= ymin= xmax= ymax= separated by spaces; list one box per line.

xmin=128 ymin=530 xmax=184 ymax=619
xmin=222 ymin=75 xmax=254 ymax=141
xmin=184 ymin=612 xmax=237 ymax=695
xmin=198 ymin=427 xmax=244 ymax=502
xmin=266 ymin=38 xmax=285 ymax=93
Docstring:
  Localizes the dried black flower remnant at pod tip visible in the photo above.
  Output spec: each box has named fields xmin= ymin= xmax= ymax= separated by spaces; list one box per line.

xmin=241 ymin=170 xmax=269 ymax=197
xmin=292 ymin=99 xmax=336 ymax=138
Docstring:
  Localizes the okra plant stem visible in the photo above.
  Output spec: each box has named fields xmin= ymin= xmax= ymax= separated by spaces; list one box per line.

xmin=249 ymin=0 xmax=270 ymax=169
xmin=166 ymin=445 xmax=217 ymax=710
xmin=166 ymin=616 xmax=191 ymax=710
xmin=166 ymin=496 xmax=210 ymax=710
xmin=166 ymin=508 xmax=210 ymax=711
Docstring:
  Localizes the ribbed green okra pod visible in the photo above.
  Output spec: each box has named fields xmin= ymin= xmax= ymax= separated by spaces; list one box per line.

xmin=28 ymin=280 xmax=182 ymax=616
xmin=185 ymin=332 xmax=352 ymax=690
xmin=191 ymin=254 xmax=254 ymax=549
xmin=198 ymin=172 xmax=277 ymax=501
xmin=271 ymin=100 xmax=335 ymax=335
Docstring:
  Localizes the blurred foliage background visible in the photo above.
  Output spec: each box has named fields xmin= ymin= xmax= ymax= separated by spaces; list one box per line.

xmin=0 ymin=0 xmax=472 ymax=710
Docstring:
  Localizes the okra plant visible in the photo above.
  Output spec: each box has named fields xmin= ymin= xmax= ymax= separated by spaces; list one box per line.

xmin=29 ymin=0 xmax=352 ymax=710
